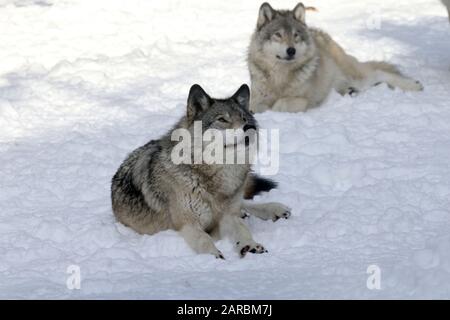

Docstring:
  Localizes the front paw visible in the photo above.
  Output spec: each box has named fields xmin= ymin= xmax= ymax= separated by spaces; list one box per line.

xmin=401 ymin=79 xmax=424 ymax=91
xmin=266 ymin=202 xmax=291 ymax=222
xmin=250 ymin=103 xmax=270 ymax=114
xmin=410 ymin=80 xmax=424 ymax=91
xmin=237 ymin=241 xmax=268 ymax=257
xmin=214 ymin=250 xmax=225 ymax=260
xmin=272 ymin=98 xmax=308 ymax=113
xmin=272 ymin=209 xmax=291 ymax=222
xmin=240 ymin=208 xmax=250 ymax=219
xmin=347 ymin=87 xmax=360 ymax=97
xmin=272 ymin=100 xmax=296 ymax=113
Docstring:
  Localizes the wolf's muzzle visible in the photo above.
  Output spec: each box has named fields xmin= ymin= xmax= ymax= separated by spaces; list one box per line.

xmin=286 ymin=47 xmax=296 ymax=57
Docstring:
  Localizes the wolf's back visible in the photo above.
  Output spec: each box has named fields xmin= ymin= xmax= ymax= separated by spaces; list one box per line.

xmin=111 ymin=141 xmax=161 ymax=217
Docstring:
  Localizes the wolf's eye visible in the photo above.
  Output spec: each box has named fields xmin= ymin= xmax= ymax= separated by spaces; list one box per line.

xmin=294 ymin=32 xmax=301 ymax=41
xmin=216 ymin=117 xmax=229 ymax=123
xmin=296 ymin=31 xmax=306 ymax=41
xmin=274 ymin=32 xmax=282 ymax=39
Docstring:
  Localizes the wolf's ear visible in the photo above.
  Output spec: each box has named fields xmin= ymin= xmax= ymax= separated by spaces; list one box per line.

xmin=187 ymin=84 xmax=211 ymax=119
xmin=257 ymin=2 xmax=276 ymax=29
xmin=232 ymin=84 xmax=250 ymax=110
xmin=293 ymin=3 xmax=306 ymax=23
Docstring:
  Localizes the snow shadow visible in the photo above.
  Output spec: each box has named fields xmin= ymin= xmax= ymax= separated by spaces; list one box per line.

xmin=358 ymin=16 xmax=450 ymax=85
xmin=0 ymin=67 xmax=181 ymax=220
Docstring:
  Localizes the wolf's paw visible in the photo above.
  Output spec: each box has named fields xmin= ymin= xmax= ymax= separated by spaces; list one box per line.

xmin=272 ymin=98 xmax=308 ymax=113
xmin=238 ymin=241 xmax=267 ymax=257
xmin=214 ymin=250 xmax=225 ymax=260
xmin=240 ymin=209 xmax=250 ymax=219
xmin=250 ymin=103 xmax=270 ymax=114
xmin=272 ymin=209 xmax=291 ymax=222
xmin=347 ymin=87 xmax=360 ymax=97
xmin=402 ymin=79 xmax=424 ymax=91
xmin=245 ymin=202 xmax=292 ymax=221
xmin=412 ymin=80 xmax=424 ymax=91
xmin=266 ymin=202 xmax=291 ymax=222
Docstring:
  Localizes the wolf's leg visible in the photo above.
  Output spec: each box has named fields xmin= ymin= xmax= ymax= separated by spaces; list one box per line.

xmin=337 ymin=85 xmax=361 ymax=97
xmin=373 ymin=70 xmax=424 ymax=92
xmin=249 ymin=89 xmax=272 ymax=113
xmin=355 ymin=61 xmax=424 ymax=92
xmin=170 ymin=195 xmax=224 ymax=259
xmin=219 ymin=214 xmax=267 ymax=257
xmin=249 ymin=63 xmax=274 ymax=113
xmin=250 ymin=102 xmax=271 ymax=113
xmin=272 ymin=97 xmax=309 ymax=112
xmin=241 ymin=201 xmax=291 ymax=222
xmin=179 ymin=223 xmax=224 ymax=259
xmin=344 ymin=72 xmax=423 ymax=95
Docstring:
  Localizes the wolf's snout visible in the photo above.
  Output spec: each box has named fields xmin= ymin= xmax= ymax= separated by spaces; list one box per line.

xmin=243 ymin=124 xmax=256 ymax=132
xmin=286 ymin=47 xmax=296 ymax=57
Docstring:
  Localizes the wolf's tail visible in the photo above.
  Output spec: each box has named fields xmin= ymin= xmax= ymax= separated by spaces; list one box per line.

xmin=244 ymin=174 xmax=278 ymax=199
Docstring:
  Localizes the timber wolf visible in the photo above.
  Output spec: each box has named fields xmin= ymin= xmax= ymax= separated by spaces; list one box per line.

xmin=111 ymin=84 xmax=290 ymax=259
xmin=248 ymin=2 xmax=424 ymax=113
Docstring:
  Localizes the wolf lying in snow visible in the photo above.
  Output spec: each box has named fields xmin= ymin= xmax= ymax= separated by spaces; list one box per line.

xmin=111 ymin=84 xmax=290 ymax=259
xmin=248 ymin=2 xmax=424 ymax=113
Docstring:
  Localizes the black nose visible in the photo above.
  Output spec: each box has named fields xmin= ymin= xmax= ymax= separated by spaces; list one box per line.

xmin=286 ymin=47 xmax=296 ymax=57
xmin=243 ymin=124 xmax=256 ymax=132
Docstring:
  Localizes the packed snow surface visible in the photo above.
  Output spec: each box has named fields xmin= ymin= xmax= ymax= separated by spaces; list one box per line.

xmin=1 ymin=0 xmax=450 ymax=299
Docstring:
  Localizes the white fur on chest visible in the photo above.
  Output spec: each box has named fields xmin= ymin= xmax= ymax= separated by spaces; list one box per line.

xmin=265 ymin=57 xmax=320 ymax=97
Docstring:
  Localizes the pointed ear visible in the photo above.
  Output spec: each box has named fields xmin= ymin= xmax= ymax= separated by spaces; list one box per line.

xmin=232 ymin=84 xmax=250 ymax=110
xmin=257 ymin=2 xmax=276 ymax=29
xmin=293 ymin=3 xmax=306 ymax=23
xmin=187 ymin=84 xmax=211 ymax=120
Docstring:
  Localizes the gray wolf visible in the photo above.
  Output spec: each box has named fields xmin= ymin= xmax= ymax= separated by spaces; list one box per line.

xmin=248 ymin=2 xmax=424 ymax=113
xmin=111 ymin=84 xmax=290 ymax=259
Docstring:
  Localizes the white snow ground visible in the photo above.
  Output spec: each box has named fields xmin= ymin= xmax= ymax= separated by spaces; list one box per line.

xmin=1 ymin=0 xmax=450 ymax=299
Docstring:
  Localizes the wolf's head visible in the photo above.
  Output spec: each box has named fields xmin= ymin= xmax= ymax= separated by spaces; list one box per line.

xmin=185 ymin=84 xmax=257 ymax=147
xmin=186 ymin=84 xmax=256 ymax=131
xmin=253 ymin=2 xmax=314 ymax=63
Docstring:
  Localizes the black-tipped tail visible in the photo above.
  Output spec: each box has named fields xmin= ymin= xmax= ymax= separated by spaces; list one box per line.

xmin=244 ymin=174 xmax=278 ymax=199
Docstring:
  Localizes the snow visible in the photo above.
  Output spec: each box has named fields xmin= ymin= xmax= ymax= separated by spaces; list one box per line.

xmin=1 ymin=0 xmax=450 ymax=299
